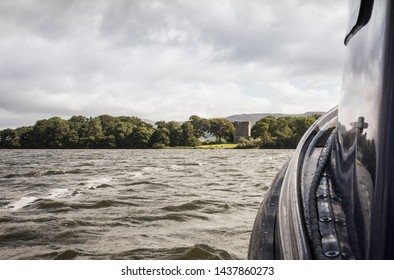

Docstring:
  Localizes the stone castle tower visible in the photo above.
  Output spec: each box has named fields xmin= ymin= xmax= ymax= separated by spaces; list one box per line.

xmin=233 ymin=121 xmax=251 ymax=143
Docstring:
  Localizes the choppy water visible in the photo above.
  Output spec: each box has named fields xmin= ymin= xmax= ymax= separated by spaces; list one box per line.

xmin=0 ymin=149 xmax=292 ymax=260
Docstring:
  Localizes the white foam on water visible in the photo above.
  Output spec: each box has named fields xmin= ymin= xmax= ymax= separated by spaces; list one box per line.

xmin=5 ymin=188 xmax=72 ymax=212
xmin=131 ymin=172 xmax=143 ymax=178
xmin=129 ymin=167 xmax=166 ymax=178
xmin=142 ymin=167 xmax=165 ymax=174
xmin=169 ymin=165 xmax=184 ymax=171
xmin=85 ymin=177 xmax=113 ymax=189
xmin=7 ymin=196 xmax=38 ymax=211
xmin=47 ymin=188 xmax=70 ymax=198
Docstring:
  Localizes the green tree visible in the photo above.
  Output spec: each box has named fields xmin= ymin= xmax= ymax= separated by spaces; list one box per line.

xmin=87 ymin=117 xmax=103 ymax=138
xmin=78 ymin=117 xmax=104 ymax=148
xmin=69 ymin=116 xmax=88 ymax=137
xmin=236 ymin=137 xmax=263 ymax=149
xmin=181 ymin=121 xmax=199 ymax=146
xmin=189 ymin=115 xmax=210 ymax=138
xmin=47 ymin=117 xmax=71 ymax=148
xmin=251 ymin=115 xmax=321 ymax=149
xmin=0 ymin=129 xmax=21 ymax=148
xmin=30 ymin=117 xmax=70 ymax=148
xmin=209 ymin=118 xmax=235 ymax=143
xmin=30 ymin=119 xmax=49 ymax=148
xmin=151 ymin=125 xmax=170 ymax=147
xmin=12 ymin=126 xmax=32 ymax=148
xmin=168 ymin=121 xmax=183 ymax=147
xmin=155 ymin=121 xmax=169 ymax=130
xmin=98 ymin=115 xmax=117 ymax=136
xmin=251 ymin=116 xmax=278 ymax=148
xmin=270 ymin=117 xmax=293 ymax=148
xmin=251 ymin=116 xmax=276 ymax=138
xmin=128 ymin=126 xmax=154 ymax=148
xmin=288 ymin=115 xmax=319 ymax=148
xmin=64 ymin=130 xmax=80 ymax=148
xmin=96 ymin=135 xmax=117 ymax=148
xmin=114 ymin=121 xmax=135 ymax=148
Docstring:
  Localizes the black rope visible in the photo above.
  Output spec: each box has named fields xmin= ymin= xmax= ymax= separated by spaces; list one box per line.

xmin=308 ymin=131 xmax=335 ymax=260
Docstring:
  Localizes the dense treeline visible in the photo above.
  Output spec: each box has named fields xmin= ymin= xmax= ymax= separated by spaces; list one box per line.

xmin=0 ymin=115 xmax=234 ymax=149
xmin=237 ymin=114 xmax=321 ymax=149
xmin=0 ymin=114 xmax=320 ymax=149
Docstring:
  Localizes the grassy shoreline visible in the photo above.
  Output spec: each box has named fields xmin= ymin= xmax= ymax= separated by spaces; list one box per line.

xmin=162 ymin=143 xmax=238 ymax=149
xmin=196 ymin=143 xmax=237 ymax=149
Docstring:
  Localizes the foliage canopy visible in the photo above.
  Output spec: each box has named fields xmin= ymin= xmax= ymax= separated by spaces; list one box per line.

xmin=0 ymin=114 xmax=320 ymax=149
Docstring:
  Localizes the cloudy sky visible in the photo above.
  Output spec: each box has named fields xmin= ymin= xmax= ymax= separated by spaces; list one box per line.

xmin=0 ymin=0 xmax=349 ymax=129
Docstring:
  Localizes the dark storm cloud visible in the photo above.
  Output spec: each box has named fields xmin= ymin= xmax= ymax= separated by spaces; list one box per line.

xmin=96 ymin=0 xmax=346 ymax=73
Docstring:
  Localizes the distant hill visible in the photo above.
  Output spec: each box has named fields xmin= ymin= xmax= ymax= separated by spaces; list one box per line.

xmin=142 ymin=119 xmax=156 ymax=126
xmin=225 ymin=112 xmax=324 ymax=126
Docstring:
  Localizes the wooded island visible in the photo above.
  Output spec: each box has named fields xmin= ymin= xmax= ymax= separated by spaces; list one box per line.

xmin=0 ymin=114 xmax=320 ymax=149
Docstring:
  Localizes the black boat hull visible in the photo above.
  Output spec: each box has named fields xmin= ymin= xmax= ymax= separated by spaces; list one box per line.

xmin=249 ymin=0 xmax=394 ymax=259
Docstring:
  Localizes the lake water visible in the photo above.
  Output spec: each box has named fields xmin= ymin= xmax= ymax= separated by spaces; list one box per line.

xmin=0 ymin=149 xmax=292 ymax=260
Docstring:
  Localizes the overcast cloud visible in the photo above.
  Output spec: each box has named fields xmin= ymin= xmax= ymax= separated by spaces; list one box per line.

xmin=0 ymin=0 xmax=348 ymax=129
